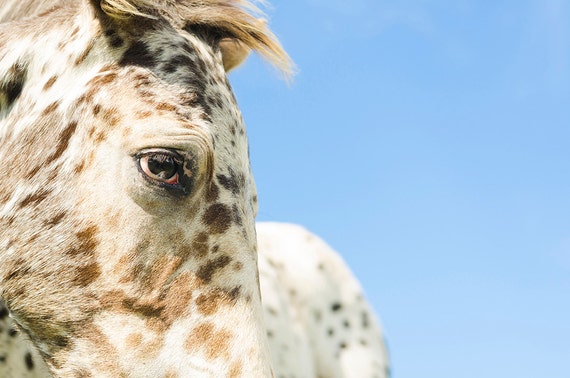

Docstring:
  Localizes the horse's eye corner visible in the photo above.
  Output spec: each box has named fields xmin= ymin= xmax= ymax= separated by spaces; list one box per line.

xmin=136 ymin=150 xmax=183 ymax=187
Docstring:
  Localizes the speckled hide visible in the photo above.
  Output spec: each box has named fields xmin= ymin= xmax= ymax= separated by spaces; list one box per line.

xmin=0 ymin=1 xmax=388 ymax=377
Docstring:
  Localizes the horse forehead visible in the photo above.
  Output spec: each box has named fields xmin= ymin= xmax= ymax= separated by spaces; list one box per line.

xmin=18 ymin=17 xmax=226 ymax=109
xmin=86 ymin=29 xmax=234 ymax=110
xmin=28 ymin=26 xmax=242 ymax=148
xmin=119 ymin=28 xmax=224 ymax=81
xmin=115 ymin=33 xmax=237 ymax=118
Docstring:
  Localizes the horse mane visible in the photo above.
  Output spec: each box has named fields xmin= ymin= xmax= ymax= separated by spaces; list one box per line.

xmin=0 ymin=0 xmax=293 ymax=77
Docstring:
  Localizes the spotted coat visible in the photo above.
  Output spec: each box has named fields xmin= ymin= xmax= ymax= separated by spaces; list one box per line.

xmin=2 ymin=223 xmax=390 ymax=378
xmin=0 ymin=1 xmax=389 ymax=377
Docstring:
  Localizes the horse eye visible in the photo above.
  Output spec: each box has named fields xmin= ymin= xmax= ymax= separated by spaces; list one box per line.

xmin=138 ymin=152 xmax=181 ymax=185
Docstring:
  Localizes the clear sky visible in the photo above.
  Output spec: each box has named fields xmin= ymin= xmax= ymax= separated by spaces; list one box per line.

xmin=229 ymin=1 xmax=570 ymax=377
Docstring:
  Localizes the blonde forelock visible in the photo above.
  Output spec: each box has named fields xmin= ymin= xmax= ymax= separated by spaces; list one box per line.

xmin=99 ymin=0 xmax=294 ymax=77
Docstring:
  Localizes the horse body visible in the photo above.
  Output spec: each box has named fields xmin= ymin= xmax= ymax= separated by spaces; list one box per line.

xmin=0 ymin=1 xmax=388 ymax=377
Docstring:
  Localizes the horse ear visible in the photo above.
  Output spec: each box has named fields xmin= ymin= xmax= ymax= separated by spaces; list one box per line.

xmin=219 ymin=38 xmax=250 ymax=72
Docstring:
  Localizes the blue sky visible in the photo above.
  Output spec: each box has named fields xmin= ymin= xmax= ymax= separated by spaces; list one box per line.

xmin=229 ymin=1 xmax=570 ymax=377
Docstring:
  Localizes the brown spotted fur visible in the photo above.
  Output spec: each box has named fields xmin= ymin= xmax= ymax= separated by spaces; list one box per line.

xmin=0 ymin=1 xmax=389 ymax=378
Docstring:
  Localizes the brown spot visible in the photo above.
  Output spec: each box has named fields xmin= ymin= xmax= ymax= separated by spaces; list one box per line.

xmin=156 ymin=102 xmax=176 ymax=112
xmin=87 ymin=126 xmax=97 ymax=140
xmin=0 ymin=191 xmax=10 ymax=205
xmin=94 ymin=72 xmax=118 ymax=86
xmin=205 ymin=183 xmax=219 ymax=202
xmin=185 ymin=322 xmax=210 ymax=348
xmin=164 ymin=370 xmax=178 ymax=378
xmin=145 ymin=317 xmax=168 ymax=333
xmin=67 ymin=225 xmax=99 ymax=257
xmin=133 ymin=254 xmax=182 ymax=293
xmin=18 ymin=188 xmax=52 ymax=208
xmin=74 ymin=160 xmax=86 ymax=174
xmin=161 ymin=272 xmax=195 ymax=324
xmin=216 ymin=169 xmax=244 ymax=195
xmin=196 ymin=255 xmax=232 ymax=283
xmin=43 ymin=75 xmax=58 ymax=91
xmin=140 ymin=337 xmax=162 ymax=359
xmin=93 ymin=104 xmax=102 ymax=115
xmin=194 ymin=232 xmax=210 ymax=243
xmin=0 ymin=214 xmax=14 ymax=227
xmin=228 ymin=286 xmax=241 ymax=300
xmin=27 ymin=232 xmax=39 ymax=244
xmin=136 ymin=110 xmax=153 ymax=119
xmin=75 ymin=94 xmax=91 ymax=106
xmin=202 ymin=204 xmax=232 ymax=234
xmin=190 ymin=232 xmax=209 ymax=259
xmin=84 ymin=85 xmax=99 ymax=101
xmin=185 ymin=323 xmax=232 ymax=360
xmin=75 ymin=38 xmax=96 ymax=66
xmin=133 ymin=73 xmax=152 ymax=87
xmin=195 ymin=288 xmax=237 ymax=316
xmin=138 ymin=90 xmax=154 ymax=98
xmin=229 ymin=361 xmax=243 ymax=378
xmin=125 ymin=332 xmax=143 ymax=349
xmin=36 ymin=6 xmax=60 ymax=19
xmin=75 ymin=225 xmax=98 ymax=248
xmin=4 ymin=258 xmax=30 ymax=281
xmin=94 ymin=131 xmax=106 ymax=143
xmin=51 ymin=120 xmax=79 ymax=161
xmin=41 ymin=101 xmax=60 ymax=116
xmin=47 ymin=169 xmax=59 ymax=182
xmin=175 ymin=243 xmax=192 ymax=259
xmin=99 ymin=290 xmax=129 ymax=314
xmin=205 ymin=329 xmax=231 ymax=359
xmin=121 ymin=126 xmax=132 ymax=137
xmin=85 ymin=151 xmax=96 ymax=169
xmin=232 ymin=204 xmax=243 ymax=226
xmin=114 ymin=254 xmax=134 ymax=278
xmin=100 ymin=107 xmax=120 ymax=129
xmin=122 ymin=297 xmax=164 ymax=319
xmin=73 ymin=262 xmax=102 ymax=287
xmin=232 ymin=261 xmax=243 ymax=272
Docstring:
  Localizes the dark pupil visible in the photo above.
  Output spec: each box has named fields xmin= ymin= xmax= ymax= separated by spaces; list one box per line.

xmin=147 ymin=155 xmax=178 ymax=179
